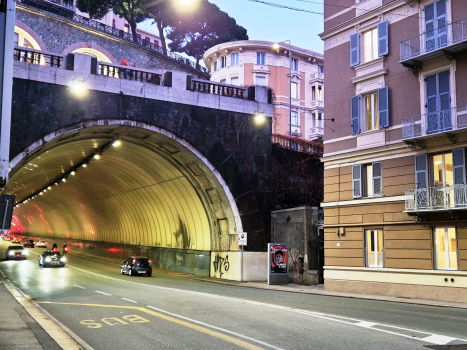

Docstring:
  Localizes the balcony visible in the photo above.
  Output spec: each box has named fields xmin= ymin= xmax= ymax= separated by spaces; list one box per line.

xmin=405 ymin=185 xmax=467 ymax=212
xmin=311 ymin=100 xmax=323 ymax=108
xmin=309 ymin=72 xmax=323 ymax=84
xmin=400 ymin=18 xmax=467 ymax=69
xmin=402 ymin=105 xmax=467 ymax=140
xmin=309 ymin=127 xmax=323 ymax=140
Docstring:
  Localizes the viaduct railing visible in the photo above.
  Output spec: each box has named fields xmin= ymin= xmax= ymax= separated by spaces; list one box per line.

xmin=272 ymin=134 xmax=323 ymax=156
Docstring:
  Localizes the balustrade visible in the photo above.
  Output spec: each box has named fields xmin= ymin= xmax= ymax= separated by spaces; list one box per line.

xmin=405 ymin=185 xmax=467 ymax=211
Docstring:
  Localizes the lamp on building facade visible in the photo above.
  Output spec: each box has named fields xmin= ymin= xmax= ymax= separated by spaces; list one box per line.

xmin=273 ymin=40 xmax=292 ymax=145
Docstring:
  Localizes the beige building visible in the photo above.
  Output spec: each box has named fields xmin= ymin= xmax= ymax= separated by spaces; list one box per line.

xmin=203 ymin=40 xmax=324 ymax=141
xmin=320 ymin=0 xmax=467 ymax=303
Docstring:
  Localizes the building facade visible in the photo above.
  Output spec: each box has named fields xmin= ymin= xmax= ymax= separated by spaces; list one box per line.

xmin=320 ymin=0 xmax=467 ymax=303
xmin=203 ymin=40 xmax=325 ymax=141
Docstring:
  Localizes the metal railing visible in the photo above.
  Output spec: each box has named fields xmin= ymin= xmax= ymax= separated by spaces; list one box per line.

xmin=402 ymin=105 xmax=467 ymax=139
xmin=311 ymin=100 xmax=323 ymax=108
xmin=14 ymin=46 xmax=63 ymax=67
xmin=272 ymin=134 xmax=323 ymax=156
xmin=405 ymin=185 xmax=467 ymax=211
xmin=15 ymin=0 xmax=209 ymax=75
xmin=188 ymin=79 xmax=246 ymax=99
xmin=98 ymin=63 xmax=162 ymax=84
xmin=400 ymin=18 xmax=467 ymax=61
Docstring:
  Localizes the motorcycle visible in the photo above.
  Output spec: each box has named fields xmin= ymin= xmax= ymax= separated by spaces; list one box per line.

xmin=63 ymin=244 xmax=69 ymax=254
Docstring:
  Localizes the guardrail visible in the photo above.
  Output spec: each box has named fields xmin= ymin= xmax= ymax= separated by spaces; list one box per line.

xmin=14 ymin=46 xmax=63 ymax=67
xmin=187 ymin=78 xmax=246 ymax=99
xmin=402 ymin=105 xmax=467 ymax=139
xmin=98 ymin=62 xmax=162 ymax=84
xmin=15 ymin=0 xmax=209 ymax=75
xmin=272 ymin=134 xmax=323 ymax=156
xmin=405 ymin=185 xmax=467 ymax=211
xmin=400 ymin=18 xmax=467 ymax=61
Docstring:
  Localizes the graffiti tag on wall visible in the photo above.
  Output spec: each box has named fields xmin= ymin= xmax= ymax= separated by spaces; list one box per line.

xmin=213 ymin=255 xmax=230 ymax=278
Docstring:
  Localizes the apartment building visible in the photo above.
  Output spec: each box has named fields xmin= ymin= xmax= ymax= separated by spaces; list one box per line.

xmin=320 ymin=0 xmax=467 ymax=302
xmin=203 ymin=40 xmax=325 ymax=141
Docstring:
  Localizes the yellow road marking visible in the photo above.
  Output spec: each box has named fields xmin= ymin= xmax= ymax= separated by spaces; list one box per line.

xmin=37 ymin=301 xmax=264 ymax=350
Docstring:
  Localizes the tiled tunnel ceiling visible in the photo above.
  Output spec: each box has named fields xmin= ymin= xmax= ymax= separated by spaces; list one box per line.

xmin=7 ymin=131 xmax=214 ymax=251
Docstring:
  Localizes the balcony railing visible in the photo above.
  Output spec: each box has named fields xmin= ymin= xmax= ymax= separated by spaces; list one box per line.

xmin=272 ymin=134 xmax=323 ymax=156
xmin=187 ymin=79 xmax=246 ymax=99
xmin=14 ymin=46 xmax=63 ymax=67
xmin=309 ymin=127 xmax=324 ymax=140
xmin=15 ymin=0 xmax=209 ymax=75
xmin=402 ymin=105 xmax=467 ymax=139
xmin=98 ymin=62 xmax=162 ymax=84
xmin=400 ymin=18 xmax=467 ymax=62
xmin=405 ymin=185 xmax=467 ymax=211
xmin=309 ymin=72 xmax=323 ymax=83
xmin=311 ymin=100 xmax=323 ymax=108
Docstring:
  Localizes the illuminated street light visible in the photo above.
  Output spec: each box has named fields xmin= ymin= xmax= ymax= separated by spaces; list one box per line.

xmin=93 ymin=154 xmax=100 ymax=160
xmin=67 ymin=80 xmax=88 ymax=98
xmin=254 ymin=112 xmax=266 ymax=124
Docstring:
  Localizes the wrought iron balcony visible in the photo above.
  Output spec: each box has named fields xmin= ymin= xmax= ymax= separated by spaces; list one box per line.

xmin=400 ymin=18 xmax=467 ymax=68
xmin=405 ymin=185 xmax=467 ymax=212
xmin=402 ymin=105 xmax=467 ymax=140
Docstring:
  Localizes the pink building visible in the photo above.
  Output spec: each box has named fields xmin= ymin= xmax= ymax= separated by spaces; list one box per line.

xmin=203 ymin=40 xmax=324 ymax=141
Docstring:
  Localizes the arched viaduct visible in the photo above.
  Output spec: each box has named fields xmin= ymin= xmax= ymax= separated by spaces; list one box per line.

xmin=5 ymin=53 xmax=273 ymax=280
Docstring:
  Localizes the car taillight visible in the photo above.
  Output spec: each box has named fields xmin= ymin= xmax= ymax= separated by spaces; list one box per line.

xmin=133 ymin=259 xmax=136 ymax=264
xmin=148 ymin=260 xmax=152 ymax=265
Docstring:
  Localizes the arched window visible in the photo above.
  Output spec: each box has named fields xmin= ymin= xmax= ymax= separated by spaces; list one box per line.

xmin=14 ymin=26 xmax=41 ymax=50
xmin=72 ymin=48 xmax=112 ymax=63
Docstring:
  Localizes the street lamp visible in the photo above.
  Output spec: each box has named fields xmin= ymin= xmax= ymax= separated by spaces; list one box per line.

xmin=273 ymin=40 xmax=292 ymax=145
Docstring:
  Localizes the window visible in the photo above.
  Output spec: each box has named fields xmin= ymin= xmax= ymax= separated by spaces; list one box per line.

xmin=365 ymin=229 xmax=384 ymax=267
xmin=256 ymin=76 xmax=266 ymax=86
xmin=291 ymin=58 xmax=298 ymax=71
xmin=124 ymin=24 xmax=129 ymax=33
xmin=426 ymin=70 xmax=451 ymax=134
xmin=113 ymin=19 xmax=116 ymax=27
xmin=221 ymin=56 xmax=227 ymax=68
xmin=257 ymin=52 xmax=265 ymax=65
xmin=291 ymin=111 xmax=299 ymax=126
xmin=231 ymin=77 xmax=239 ymax=86
xmin=231 ymin=53 xmax=239 ymax=66
xmin=14 ymin=32 xmax=18 ymax=46
xmin=317 ymin=86 xmax=323 ymax=100
xmin=291 ymin=82 xmax=298 ymax=99
xmin=433 ymin=153 xmax=453 ymax=188
xmin=318 ymin=65 xmax=324 ymax=73
xmin=424 ymin=0 xmax=448 ymax=52
xmin=220 ymin=79 xmax=226 ymax=84
xmin=351 ymin=87 xmax=389 ymax=134
xmin=434 ymin=227 xmax=458 ymax=270
xmin=350 ymin=20 xmax=388 ymax=67
xmin=145 ymin=37 xmax=151 ymax=44
xmin=213 ymin=61 xmax=217 ymax=71
xmin=352 ymin=162 xmax=382 ymax=198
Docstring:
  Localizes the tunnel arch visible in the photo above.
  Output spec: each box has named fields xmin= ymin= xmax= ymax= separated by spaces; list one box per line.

xmin=9 ymin=120 xmax=243 ymax=252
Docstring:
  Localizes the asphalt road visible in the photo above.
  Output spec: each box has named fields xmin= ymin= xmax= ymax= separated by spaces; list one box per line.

xmin=1 ymin=242 xmax=467 ymax=350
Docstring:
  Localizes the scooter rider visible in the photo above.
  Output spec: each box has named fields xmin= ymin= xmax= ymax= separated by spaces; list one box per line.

xmin=63 ymin=242 xmax=69 ymax=254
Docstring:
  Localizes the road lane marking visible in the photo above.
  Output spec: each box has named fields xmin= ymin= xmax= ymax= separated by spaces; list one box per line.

xmin=121 ymin=298 xmax=137 ymax=303
xmin=95 ymin=291 xmax=111 ymax=296
xmin=35 ymin=302 xmax=266 ymax=350
xmin=61 ymin=265 xmax=467 ymax=346
xmin=420 ymin=335 xmax=457 ymax=345
xmin=74 ymin=285 xmax=86 ymax=289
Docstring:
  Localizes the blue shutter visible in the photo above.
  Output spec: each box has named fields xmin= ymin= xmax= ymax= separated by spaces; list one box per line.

xmin=351 ymin=95 xmax=360 ymax=135
xmin=453 ymin=148 xmax=466 ymax=185
xmin=426 ymin=74 xmax=438 ymax=134
xmin=352 ymin=164 xmax=362 ymax=198
xmin=438 ymin=70 xmax=451 ymax=131
xmin=378 ymin=21 xmax=389 ymax=57
xmin=378 ymin=87 xmax=389 ymax=128
xmin=424 ymin=3 xmax=436 ymax=52
xmin=372 ymin=162 xmax=382 ymax=196
xmin=415 ymin=154 xmax=428 ymax=189
xmin=435 ymin=0 xmax=448 ymax=49
xmin=350 ymin=33 xmax=360 ymax=67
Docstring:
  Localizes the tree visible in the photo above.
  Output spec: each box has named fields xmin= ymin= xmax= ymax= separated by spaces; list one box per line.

xmin=166 ymin=0 xmax=248 ymax=66
xmin=144 ymin=0 xmax=176 ymax=55
xmin=76 ymin=0 xmax=148 ymax=43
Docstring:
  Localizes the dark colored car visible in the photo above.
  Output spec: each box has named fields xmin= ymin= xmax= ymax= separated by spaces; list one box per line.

xmin=121 ymin=257 xmax=152 ymax=276
xmin=38 ymin=250 xmax=66 ymax=267
xmin=5 ymin=245 xmax=28 ymax=260
xmin=23 ymin=239 xmax=35 ymax=248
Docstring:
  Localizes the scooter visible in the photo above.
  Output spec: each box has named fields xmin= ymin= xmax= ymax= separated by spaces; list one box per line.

xmin=63 ymin=244 xmax=69 ymax=254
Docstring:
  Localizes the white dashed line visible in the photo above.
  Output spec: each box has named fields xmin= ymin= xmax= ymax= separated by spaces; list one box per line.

xmin=121 ymin=298 xmax=137 ymax=303
xmin=73 ymin=285 xmax=86 ymax=289
xmin=95 ymin=291 xmax=111 ymax=296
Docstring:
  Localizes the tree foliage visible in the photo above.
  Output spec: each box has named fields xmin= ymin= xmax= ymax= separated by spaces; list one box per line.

xmin=166 ymin=0 xmax=248 ymax=65
xmin=143 ymin=0 xmax=176 ymax=55
xmin=76 ymin=0 xmax=149 ymax=42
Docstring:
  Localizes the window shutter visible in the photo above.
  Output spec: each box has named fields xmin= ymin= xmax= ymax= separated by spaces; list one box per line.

xmin=435 ymin=0 xmax=448 ymax=48
xmin=351 ymin=95 xmax=360 ymax=135
xmin=377 ymin=20 xmax=389 ymax=57
xmin=350 ymin=33 xmax=360 ymax=67
xmin=415 ymin=154 xmax=428 ymax=189
xmin=352 ymin=164 xmax=362 ymax=198
xmin=378 ymin=87 xmax=389 ymax=128
xmin=453 ymin=148 xmax=466 ymax=185
xmin=372 ymin=162 xmax=382 ymax=196
xmin=424 ymin=2 xmax=436 ymax=52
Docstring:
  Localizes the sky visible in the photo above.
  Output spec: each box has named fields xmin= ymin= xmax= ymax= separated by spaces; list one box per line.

xmin=138 ymin=0 xmax=324 ymax=54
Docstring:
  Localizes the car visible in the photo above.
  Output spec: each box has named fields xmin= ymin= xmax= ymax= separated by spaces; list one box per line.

xmin=11 ymin=237 xmax=21 ymax=243
xmin=35 ymin=240 xmax=48 ymax=248
xmin=121 ymin=257 xmax=152 ymax=276
xmin=38 ymin=250 xmax=66 ymax=267
xmin=5 ymin=245 xmax=28 ymax=260
xmin=23 ymin=239 xmax=35 ymax=248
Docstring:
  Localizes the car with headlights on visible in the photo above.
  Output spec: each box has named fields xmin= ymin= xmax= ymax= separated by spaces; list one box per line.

xmin=5 ymin=245 xmax=28 ymax=260
xmin=38 ymin=250 xmax=66 ymax=267
xmin=121 ymin=257 xmax=152 ymax=276
xmin=35 ymin=240 xmax=48 ymax=248
xmin=23 ymin=239 xmax=35 ymax=248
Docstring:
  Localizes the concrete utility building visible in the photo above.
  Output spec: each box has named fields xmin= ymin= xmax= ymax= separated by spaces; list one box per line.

xmin=203 ymin=40 xmax=325 ymax=141
xmin=320 ymin=0 xmax=467 ymax=302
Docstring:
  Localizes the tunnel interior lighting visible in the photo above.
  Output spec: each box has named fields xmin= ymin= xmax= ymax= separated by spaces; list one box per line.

xmin=93 ymin=154 xmax=100 ymax=160
xmin=254 ymin=111 xmax=266 ymax=124
xmin=112 ymin=140 xmax=121 ymax=147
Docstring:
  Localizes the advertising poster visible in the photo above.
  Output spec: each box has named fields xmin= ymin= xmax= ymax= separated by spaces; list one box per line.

xmin=270 ymin=244 xmax=287 ymax=274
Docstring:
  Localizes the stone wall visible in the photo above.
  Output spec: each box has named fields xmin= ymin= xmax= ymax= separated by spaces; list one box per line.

xmin=16 ymin=5 xmax=208 ymax=78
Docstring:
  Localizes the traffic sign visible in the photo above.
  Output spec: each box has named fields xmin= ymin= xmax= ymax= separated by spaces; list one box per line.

xmin=238 ymin=232 xmax=247 ymax=246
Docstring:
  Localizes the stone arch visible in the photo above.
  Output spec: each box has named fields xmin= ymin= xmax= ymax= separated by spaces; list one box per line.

xmin=62 ymin=42 xmax=117 ymax=64
xmin=15 ymin=21 xmax=47 ymax=50
xmin=9 ymin=120 xmax=243 ymax=252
